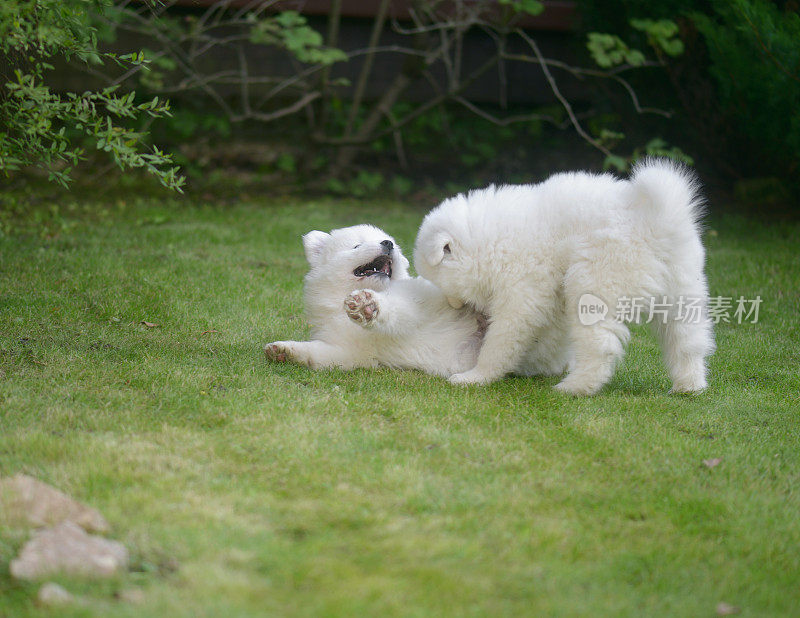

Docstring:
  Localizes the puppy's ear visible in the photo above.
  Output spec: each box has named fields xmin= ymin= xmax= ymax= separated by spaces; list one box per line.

xmin=422 ymin=232 xmax=452 ymax=266
xmin=302 ymin=230 xmax=330 ymax=266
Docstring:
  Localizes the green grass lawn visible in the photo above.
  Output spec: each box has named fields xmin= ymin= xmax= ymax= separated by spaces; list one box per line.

xmin=1 ymin=192 xmax=799 ymax=617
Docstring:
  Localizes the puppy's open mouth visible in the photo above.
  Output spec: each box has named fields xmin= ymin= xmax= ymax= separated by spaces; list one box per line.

xmin=354 ymin=254 xmax=392 ymax=279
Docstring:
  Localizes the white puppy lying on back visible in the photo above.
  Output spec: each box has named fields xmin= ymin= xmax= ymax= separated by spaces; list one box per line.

xmin=414 ymin=159 xmax=715 ymax=395
xmin=265 ymin=224 xmax=485 ymax=377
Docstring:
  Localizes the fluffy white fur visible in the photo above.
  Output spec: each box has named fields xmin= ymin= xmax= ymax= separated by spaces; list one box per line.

xmin=414 ymin=158 xmax=715 ymax=395
xmin=265 ymin=224 xmax=485 ymax=377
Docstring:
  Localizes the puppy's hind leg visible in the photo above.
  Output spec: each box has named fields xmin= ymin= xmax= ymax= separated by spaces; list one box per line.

xmin=265 ymin=340 xmax=360 ymax=370
xmin=651 ymin=312 xmax=714 ymax=393
xmin=556 ymin=263 xmax=629 ymax=395
xmin=555 ymin=319 xmax=629 ymax=396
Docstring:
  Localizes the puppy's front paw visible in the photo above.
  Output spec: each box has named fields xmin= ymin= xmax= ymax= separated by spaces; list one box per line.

xmin=265 ymin=342 xmax=296 ymax=364
xmin=344 ymin=289 xmax=379 ymax=327
xmin=449 ymin=369 xmax=491 ymax=386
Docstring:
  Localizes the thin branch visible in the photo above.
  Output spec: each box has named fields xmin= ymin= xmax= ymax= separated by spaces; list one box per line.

xmin=231 ymin=0 xmax=280 ymax=22
xmin=453 ymin=9 xmax=464 ymax=89
xmin=252 ymin=45 xmax=429 ymax=112
xmin=316 ymin=53 xmax=501 ymax=147
xmin=497 ymin=37 xmax=507 ymax=109
xmin=343 ymin=0 xmax=391 ymax=137
xmin=237 ymin=42 xmax=251 ymax=117
xmin=138 ymin=22 xmax=236 ymax=119
xmin=384 ymin=109 xmax=408 ymax=169
xmin=608 ymin=74 xmax=672 ymax=117
xmin=453 ymin=96 xmax=567 ymax=128
xmin=501 ymin=50 xmax=672 ymax=118
xmin=390 ymin=16 xmax=478 ymax=35
xmin=239 ymin=92 xmax=321 ymax=123
xmin=501 ymin=51 xmax=662 ymax=77
xmin=316 ymin=0 xmax=342 ymax=131
xmin=515 ymin=29 xmax=612 ymax=157
xmin=191 ymin=0 xmax=232 ymax=59
xmin=438 ymin=20 xmax=455 ymax=88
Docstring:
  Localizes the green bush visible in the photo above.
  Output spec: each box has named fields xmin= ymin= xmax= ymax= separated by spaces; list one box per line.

xmin=693 ymin=0 xmax=800 ymax=181
xmin=0 ymin=0 xmax=184 ymax=190
xmin=580 ymin=0 xmax=800 ymax=195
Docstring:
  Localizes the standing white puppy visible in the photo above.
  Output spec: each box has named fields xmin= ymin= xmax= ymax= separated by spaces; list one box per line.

xmin=414 ymin=159 xmax=715 ymax=395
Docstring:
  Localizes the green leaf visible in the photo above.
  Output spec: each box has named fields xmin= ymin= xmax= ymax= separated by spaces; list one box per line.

xmin=603 ymin=154 xmax=629 ymax=172
xmin=498 ymin=0 xmax=544 ymax=15
xmin=250 ymin=11 xmax=346 ymax=65
xmin=515 ymin=0 xmax=544 ymax=16
xmin=275 ymin=153 xmax=296 ymax=173
xmin=587 ymin=32 xmax=647 ymax=68
xmin=631 ymin=18 xmax=685 ymax=58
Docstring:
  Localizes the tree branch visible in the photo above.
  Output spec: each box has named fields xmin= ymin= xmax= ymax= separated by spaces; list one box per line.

xmin=515 ymin=29 xmax=612 ymax=158
xmin=343 ymin=0 xmax=391 ymax=138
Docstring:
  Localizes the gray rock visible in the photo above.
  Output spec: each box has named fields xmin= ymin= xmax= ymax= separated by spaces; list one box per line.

xmin=37 ymin=582 xmax=74 ymax=606
xmin=117 ymin=587 xmax=146 ymax=604
xmin=10 ymin=521 xmax=129 ymax=580
xmin=0 ymin=474 xmax=109 ymax=533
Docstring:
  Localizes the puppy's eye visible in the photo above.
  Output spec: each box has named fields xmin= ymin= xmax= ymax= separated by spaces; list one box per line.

xmin=353 ymin=244 xmax=361 ymax=249
xmin=443 ymin=243 xmax=451 ymax=254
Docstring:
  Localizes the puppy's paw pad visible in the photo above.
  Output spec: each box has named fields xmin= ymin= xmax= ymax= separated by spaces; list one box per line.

xmin=265 ymin=342 xmax=292 ymax=363
xmin=345 ymin=290 xmax=379 ymax=326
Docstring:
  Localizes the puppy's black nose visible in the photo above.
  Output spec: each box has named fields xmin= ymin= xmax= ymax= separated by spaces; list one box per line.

xmin=380 ymin=239 xmax=393 ymax=252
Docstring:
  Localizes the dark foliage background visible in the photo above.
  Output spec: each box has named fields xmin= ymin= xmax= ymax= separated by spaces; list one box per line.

xmin=579 ymin=0 xmax=800 ymax=208
xmin=2 ymin=0 xmax=798 ymax=213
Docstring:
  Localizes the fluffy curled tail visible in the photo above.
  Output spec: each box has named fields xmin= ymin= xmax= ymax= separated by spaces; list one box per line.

xmin=629 ymin=158 xmax=705 ymax=229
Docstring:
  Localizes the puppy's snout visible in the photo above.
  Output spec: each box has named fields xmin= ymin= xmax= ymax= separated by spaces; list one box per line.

xmin=380 ymin=239 xmax=394 ymax=253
